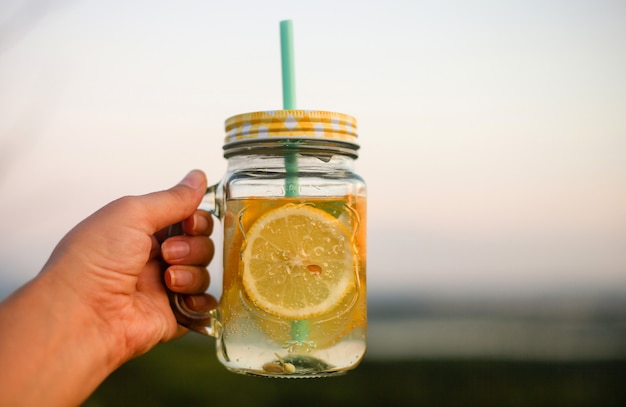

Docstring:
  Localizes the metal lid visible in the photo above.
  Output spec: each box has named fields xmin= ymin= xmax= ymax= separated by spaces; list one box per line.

xmin=224 ymin=110 xmax=358 ymax=147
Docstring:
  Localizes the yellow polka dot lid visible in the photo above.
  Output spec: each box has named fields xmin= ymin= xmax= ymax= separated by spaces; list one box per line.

xmin=224 ymin=110 xmax=358 ymax=147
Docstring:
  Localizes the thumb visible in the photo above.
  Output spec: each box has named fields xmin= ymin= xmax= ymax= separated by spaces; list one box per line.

xmin=137 ymin=170 xmax=208 ymax=234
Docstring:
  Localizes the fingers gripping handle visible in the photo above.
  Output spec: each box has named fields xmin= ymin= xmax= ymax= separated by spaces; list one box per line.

xmin=168 ymin=288 xmax=218 ymax=337
xmin=166 ymin=184 xmax=221 ymax=337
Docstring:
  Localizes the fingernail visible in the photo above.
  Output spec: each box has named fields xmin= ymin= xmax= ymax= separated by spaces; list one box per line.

xmin=163 ymin=240 xmax=190 ymax=261
xmin=184 ymin=295 xmax=198 ymax=309
xmin=170 ymin=268 xmax=193 ymax=289
xmin=184 ymin=294 xmax=214 ymax=311
xmin=179 ymin=170 xmax=203 ymax=189
xmin=192 ymin=212 xmax=210 ymax=234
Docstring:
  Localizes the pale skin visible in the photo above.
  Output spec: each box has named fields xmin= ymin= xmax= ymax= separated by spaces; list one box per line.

xmin=0 ymin=170 xmax=217 ymax=407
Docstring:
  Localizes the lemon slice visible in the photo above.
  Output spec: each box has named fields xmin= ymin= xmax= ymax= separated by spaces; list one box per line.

xmin=242 ymin=204 xmax=356 ymax=320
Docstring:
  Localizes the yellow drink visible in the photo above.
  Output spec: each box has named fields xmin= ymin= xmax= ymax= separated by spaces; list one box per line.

xmin=216 ymin=196 xmax=367 ymax=376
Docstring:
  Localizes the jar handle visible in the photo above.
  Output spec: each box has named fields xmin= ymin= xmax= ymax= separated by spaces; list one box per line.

xmin=166 ymin=184 xmax=221 ymax=337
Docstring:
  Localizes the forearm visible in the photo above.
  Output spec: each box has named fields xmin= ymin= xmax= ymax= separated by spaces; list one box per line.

xmin=0 ymin=272 xmax=121 ymax=407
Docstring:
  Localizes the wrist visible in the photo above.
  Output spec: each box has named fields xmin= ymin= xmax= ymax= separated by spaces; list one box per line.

xmin=0 ymin=269 xmax=125 ymax=406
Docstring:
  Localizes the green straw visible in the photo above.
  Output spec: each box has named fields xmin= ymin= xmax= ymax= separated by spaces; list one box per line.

xmin=280 ymin=20 xmax=309 ymax=345
xmin=280 ymin=19 xmax=299 ymax=197
xmin=280 ymin=20 xmax=296 ymax=110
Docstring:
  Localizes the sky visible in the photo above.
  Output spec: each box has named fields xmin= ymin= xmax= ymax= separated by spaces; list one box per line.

xmin=1 ymin=0 xmax=625 ymax=300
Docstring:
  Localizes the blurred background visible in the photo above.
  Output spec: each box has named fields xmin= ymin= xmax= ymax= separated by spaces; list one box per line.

xmin=1 ymin=0 xmax=625 ymax=405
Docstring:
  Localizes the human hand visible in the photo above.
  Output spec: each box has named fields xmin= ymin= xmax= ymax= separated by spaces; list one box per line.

xmin=40 ymin=170 xmax=217 ymax=362
xmin=0 ymin=170 xmax=217 ymax=407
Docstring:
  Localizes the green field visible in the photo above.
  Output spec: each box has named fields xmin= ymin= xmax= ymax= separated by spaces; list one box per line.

xmin=84 ymin=336 xmax=625 ymax=407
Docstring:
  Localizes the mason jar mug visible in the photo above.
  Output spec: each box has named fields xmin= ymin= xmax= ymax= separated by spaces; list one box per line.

xmin=171 ymin=110 xmax=367 ymax=378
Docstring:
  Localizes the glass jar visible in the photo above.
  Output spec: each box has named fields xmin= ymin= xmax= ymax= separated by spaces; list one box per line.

xmin=175 ymin=110 xmax=367 ymax=378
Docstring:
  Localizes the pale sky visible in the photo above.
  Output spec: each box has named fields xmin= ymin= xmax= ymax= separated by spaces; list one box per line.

xmin=1 ymin=0 xmax=625 ymax=299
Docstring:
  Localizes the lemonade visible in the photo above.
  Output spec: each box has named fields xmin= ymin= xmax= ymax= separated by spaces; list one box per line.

xmin=216 ymin=196 xmax=367 ymax=377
